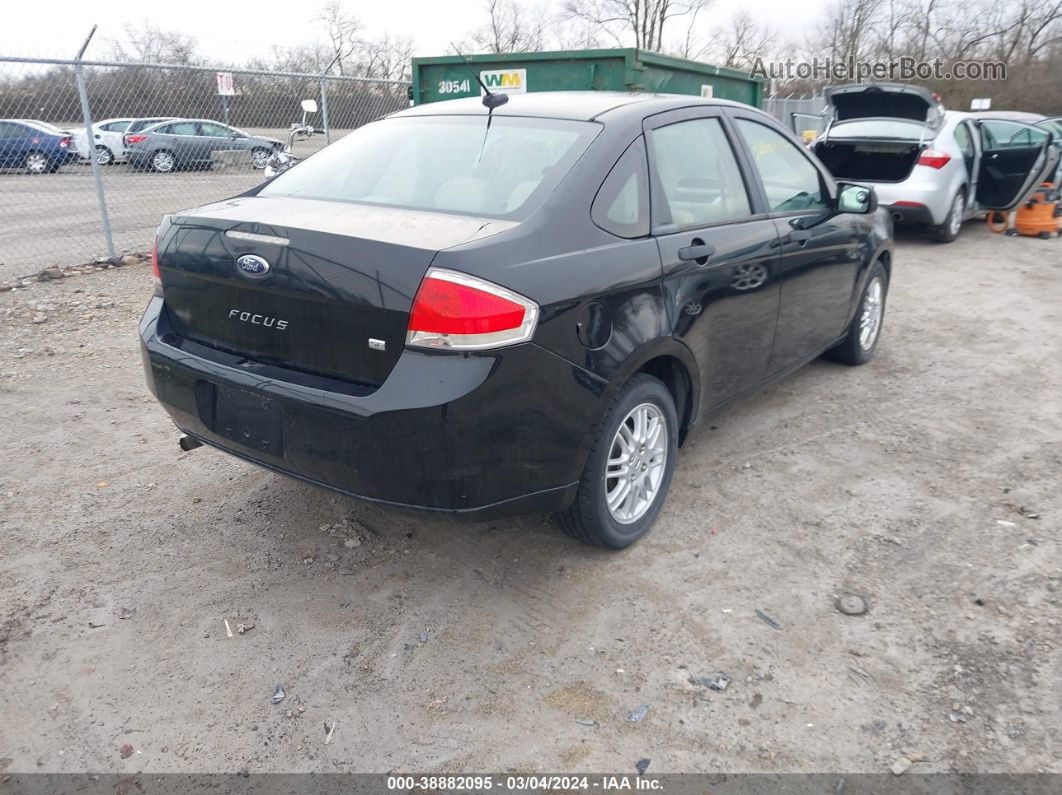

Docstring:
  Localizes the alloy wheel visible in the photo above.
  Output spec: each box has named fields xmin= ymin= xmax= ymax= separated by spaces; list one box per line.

xmin=859 ymin=277 xmax=884 ymax=350
xmin=96 ymin=146 xmax=113 ymax=166
xmin=153 ymin=151 xmax=175 ymax=173
xmin=251 ymin=149 xmax=270 ymax=169
xmin=605 ymin=402 xmax=668 ymax=524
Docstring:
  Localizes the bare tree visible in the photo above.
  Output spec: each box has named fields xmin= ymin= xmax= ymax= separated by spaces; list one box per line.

xmin=564 ymin=0 xmax=713 ymax=52
xmin=358 ymin=33 xmax=416 ymax=82
xmin=471 ymin=0 xmax=551 ymax=53
xmin=316 ymin=0 xmax=363 ymax=75
xmin=710 ymin=10 xmax=775 ymax=69
xmin=109 ymin=23 xmax=203 ymax=65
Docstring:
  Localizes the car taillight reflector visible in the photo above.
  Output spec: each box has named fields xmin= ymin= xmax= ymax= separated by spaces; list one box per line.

xmin=59 ymin=136 xmax=70 ymax=149
xmin=126 ymin=135 xmax=148 ymax=144
xmin=917 ymin=149 xmax=951 ymax=169
xmin=406 ymin=268 xmax=538 ymax=351
xmin=151 ymin=235 xmax=162 ymax=295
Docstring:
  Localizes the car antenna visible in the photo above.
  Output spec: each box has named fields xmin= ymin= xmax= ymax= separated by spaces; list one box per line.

xmin=450 ymin=43 xmax=508 ymax=164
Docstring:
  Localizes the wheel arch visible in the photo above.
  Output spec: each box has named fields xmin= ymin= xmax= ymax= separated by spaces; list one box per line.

xmin=609 ymin=338 xmax=700 ymax=447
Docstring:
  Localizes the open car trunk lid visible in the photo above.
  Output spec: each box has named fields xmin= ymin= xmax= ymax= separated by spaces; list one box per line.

xmin=824 ymin=83 xmax=942 ymax=124
xmin=156 ymin=195 xmax=512 ymax=388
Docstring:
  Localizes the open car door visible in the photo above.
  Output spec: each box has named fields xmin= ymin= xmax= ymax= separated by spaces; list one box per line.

xmin=975 ymin=118 xmax=1060 ymax=210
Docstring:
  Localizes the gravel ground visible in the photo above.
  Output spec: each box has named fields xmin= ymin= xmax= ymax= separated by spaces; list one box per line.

xmin=0 ymin=223 xmax=1060 ymax=776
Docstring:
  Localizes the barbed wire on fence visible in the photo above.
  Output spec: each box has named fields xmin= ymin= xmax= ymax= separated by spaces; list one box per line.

xmin=0 ymin=55 xmax=409 ymax=281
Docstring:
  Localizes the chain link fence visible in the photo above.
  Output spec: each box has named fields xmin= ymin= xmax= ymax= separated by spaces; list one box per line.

xmin=763 ymin=95 xmax=826 ymax=137
xmin=0 ymin=56 xmax=409 ymax=282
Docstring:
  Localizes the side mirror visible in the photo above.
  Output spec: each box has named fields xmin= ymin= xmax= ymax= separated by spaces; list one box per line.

xmin=301 ymin=99 xmax=318 ymax=114
xmin=836 ymin=182 xmax=878 ymax=214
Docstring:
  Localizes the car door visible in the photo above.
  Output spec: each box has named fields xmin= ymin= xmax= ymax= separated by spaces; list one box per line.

xmin=99 ymin=120 xmax=130 ymax=154
xmin=163 ymin=121 xmax=203 ymax=164
xmin=0 ymin=121 xmax=27 ymax=167
xmin=198 ymin=121 xmax=241 ymax=158
xmin=953 ymin=119 xmax=978 ymax=196
xmin=728 ymin=110 xmax=865 ymax=374
xmin=974 ymin=119 xmax=1059 ymax=210
xmin=644 ymin=107 xmax=782 ymax=410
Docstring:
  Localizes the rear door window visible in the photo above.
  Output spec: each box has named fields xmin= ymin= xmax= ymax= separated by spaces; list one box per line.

xmin=592 ymin=137 xmax=649 ymax=238
xmin=647 ymin=117 xmax=751 ymax=227
xmin=735 ymin=119 xmax=829 ymax=213
xmin=980 ymin=120 xmax=1049 ymax=150
xmin=199 ymin=123 xmax=232 ymax=138
xmin=162 ymin=122 xmax=199 ymax=136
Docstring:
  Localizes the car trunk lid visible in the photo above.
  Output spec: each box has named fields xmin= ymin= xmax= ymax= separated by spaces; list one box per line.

xmin=157 ymin=195 xmax=514 ymax=388
xmin=824 ymin=83 xmax=942 ymax=124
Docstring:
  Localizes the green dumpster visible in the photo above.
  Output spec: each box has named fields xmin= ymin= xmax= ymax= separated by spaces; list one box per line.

xmin=411 ymin=48 xmax=763 ymax=108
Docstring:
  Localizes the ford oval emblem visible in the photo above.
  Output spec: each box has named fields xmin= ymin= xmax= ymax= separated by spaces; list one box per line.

xmin=235 ymin=254 xmax=270 ymax=279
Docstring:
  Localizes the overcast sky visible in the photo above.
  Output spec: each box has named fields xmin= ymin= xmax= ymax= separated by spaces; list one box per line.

xmin=1 ymin=0 xmax=826 ymax=62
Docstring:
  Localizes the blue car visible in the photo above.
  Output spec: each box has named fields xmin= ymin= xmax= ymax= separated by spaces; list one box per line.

xmin=0 ymin=119 xmax=79 ymax=173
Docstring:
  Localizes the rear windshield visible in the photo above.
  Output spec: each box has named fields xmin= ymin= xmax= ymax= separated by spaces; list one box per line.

xmin=260 ymin=115 xmax=600 ymax=220
xmin=829 ymin=119 xmax=928 ymax=140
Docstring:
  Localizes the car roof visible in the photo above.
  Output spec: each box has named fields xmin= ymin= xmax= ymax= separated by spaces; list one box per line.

xmin=970 ymin=110 xmax=1046 ymax=121
xmin=393 ymin=91 xmax=756 ymax=123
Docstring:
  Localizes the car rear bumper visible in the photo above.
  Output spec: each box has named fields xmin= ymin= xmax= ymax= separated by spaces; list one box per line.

xmin=140 ymin=297 xmax=607 ymax=520
xmin=872 ymin=177 xmax=957 ymax=226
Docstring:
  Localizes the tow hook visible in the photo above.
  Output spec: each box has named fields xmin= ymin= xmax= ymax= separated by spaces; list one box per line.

xmin=179 ymin=434 xmax=203 ymax=452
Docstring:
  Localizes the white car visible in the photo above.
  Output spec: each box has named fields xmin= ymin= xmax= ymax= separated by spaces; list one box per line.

xmin=73 ymin=117 xmax=173 ymax=165
xmin=808 ymin=85 xmax=1058 ymax=242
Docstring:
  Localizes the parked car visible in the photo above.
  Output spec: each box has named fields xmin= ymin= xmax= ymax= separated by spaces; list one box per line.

xmin=0 ymin=119 xmax=78 ymax=173
xmin=143 ymin=91 xmax=892 ymax=549
xmin=73 ymin=117 xmax=174 ymax=165
xmin=126 ymin=119 xmax=282 ymax=172
xmin=811 ymin=84 xmax=1058 ymax=242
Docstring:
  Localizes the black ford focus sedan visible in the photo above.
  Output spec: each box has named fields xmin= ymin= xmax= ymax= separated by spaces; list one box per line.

xmin=141 ymin=92 xmax=892 ymax=549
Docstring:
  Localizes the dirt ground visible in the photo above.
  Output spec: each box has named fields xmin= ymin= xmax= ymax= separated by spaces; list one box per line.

xmin=0 ymin=223 xmax=1060 ymax=776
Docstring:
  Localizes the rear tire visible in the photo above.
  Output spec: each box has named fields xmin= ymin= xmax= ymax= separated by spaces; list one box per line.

xmin=826 ymin=260 xmax=888 ymax=365
xmin=931 ymin=190 xmax=965 ymax=243
xmin=151 ymin=149 xmax=176 ymax=173
xmin=556 ymin=374 xmax=678 ymax=549
xmin=95 ymin=145 xmax=114 ymax=166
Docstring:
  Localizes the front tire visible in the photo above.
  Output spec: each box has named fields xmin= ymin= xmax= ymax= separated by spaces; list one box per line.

xmin=931 ymin=190 xmax=965 ymax=243
xmin=557 ymin=374 xmax=678 ymax=549
xmin=95 ymin=145 xmax=114 ymax=166
xmin=826 ymin=260 xmax=888 ymax=365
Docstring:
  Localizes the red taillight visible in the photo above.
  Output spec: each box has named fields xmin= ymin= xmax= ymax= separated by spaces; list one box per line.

xmin=917 ymin=149 xmax=951 ymax=169
xmin=406 ymin=269 xmax=538 ymax=350
xmin=59 ymin=136 xmax=70 ymax=149
xmin=126 ymin=134 xmax=148 ymax=144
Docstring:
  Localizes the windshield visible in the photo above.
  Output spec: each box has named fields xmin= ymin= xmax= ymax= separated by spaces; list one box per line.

xmin=260 ymin=115 xmax=600 ymax=220
xmin=829 ymin=118 xmax=928 ymax=140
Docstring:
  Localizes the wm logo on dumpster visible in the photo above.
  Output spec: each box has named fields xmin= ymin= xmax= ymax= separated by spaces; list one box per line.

xmin=479 ymin=69 xmax=527 ymax=94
